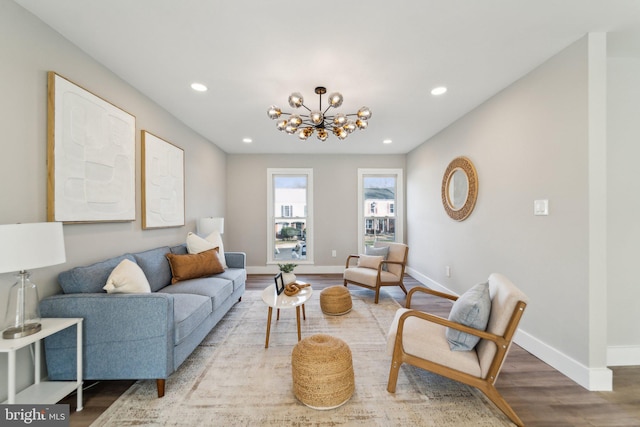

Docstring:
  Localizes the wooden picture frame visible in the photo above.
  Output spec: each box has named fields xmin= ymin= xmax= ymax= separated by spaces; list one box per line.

xmin=141 ymin=131 xmax=185 ymax=229
xmin=274 ymin=272 xmax=285 ymax=295
xmin=47 ymin=72 xmax=136 ymax=223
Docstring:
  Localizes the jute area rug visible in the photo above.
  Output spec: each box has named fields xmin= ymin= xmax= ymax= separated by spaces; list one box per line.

xmin=91 ymin=289 xmax=513 ymax=426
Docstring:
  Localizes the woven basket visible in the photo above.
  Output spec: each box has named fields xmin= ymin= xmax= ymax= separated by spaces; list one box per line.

xmin=291 ymin=334 xmax=355 ymax=410
xmin=320 ymin=286 xmax=353 ymax=315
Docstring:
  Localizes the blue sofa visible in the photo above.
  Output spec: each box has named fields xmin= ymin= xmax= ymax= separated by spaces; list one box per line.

xmin=39 ymin=244 xmax=246 ymax=397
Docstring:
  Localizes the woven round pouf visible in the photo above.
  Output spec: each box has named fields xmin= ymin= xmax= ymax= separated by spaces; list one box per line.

xmin=291 ymin=334 xmax=355 ymax=410
xmin=320 ymin=286 xmax=353 ymax=316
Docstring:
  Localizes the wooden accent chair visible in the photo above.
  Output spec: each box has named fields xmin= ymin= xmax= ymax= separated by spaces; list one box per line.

xmin=343 ymin=242 xmax=408 ymax=304
xmin=387 ymin=273 xmax=528 ymax=427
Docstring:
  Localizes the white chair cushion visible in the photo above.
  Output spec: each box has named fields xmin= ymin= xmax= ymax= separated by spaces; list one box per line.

xmin=387 ymin=308 xmax=482 ymax=378
xmin=357 ymin=254 xmax=384 ymax=269
xmin=374 ymin=242 xmax=406 ymax=276
xmin=344 ymin=267 xmax=399 ymax=287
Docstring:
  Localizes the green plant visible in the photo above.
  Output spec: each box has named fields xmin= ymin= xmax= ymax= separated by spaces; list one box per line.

xmin=278 ymin=263 xmax=297 ymax=273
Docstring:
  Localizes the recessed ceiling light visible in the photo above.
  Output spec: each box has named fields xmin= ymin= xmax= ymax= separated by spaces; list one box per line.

xmin=191 ymin=82 xmax=208 ymax=92
xmin=242 ymin=138 xmax=253 ymax=143
xmin=431 ymin=86 xmax=447 ymax=96
xmin=383 ymin=139 xmax=393 ymax=144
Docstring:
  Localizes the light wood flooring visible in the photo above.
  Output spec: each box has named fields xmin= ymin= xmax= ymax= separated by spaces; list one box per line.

xmin=63 ymin=274 xmax=640 ymax=427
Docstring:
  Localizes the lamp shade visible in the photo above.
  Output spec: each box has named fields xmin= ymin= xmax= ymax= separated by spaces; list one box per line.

xmin=0 ymin=222 xmax=66 ymax=273
xmin=197 ymin=217 xmax=224 ymax=236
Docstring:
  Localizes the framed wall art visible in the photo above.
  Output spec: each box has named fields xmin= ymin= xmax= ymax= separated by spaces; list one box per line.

xmin=141 ymin=131 xmax=185 ymax=229
xmin=47 ymin=72 xmax=136 ymax=223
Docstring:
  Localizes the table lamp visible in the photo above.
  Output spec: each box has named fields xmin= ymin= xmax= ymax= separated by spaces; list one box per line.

xmin=0 ymin=222 xmax=66 ymax=339
xmin=197 ymin=217 xmax=224 ymax=237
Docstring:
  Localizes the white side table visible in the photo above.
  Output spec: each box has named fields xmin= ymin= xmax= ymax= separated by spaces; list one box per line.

xmin=0 ymin=318 xmax=83 ymax=410
xmin=262 ymin=282 xmax=312 ymax=348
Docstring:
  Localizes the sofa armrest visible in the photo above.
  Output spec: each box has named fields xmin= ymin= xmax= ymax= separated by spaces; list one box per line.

xmin=225 ymin=252 xmax=246 ymax=269
xmin=39 ymin=293 xmax=175 ymax=380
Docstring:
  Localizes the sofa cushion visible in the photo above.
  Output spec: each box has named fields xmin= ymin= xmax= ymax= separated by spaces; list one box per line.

xmin=170 ymin=293 xmax=212 ymax=345
xmin=165 ymin=249 xmax=225 ymax=284
xmin=446 ymin=282 xmax=491 ymax=351
xmin=159 ymin=277 xmax=234 ymax=311
xmin=132 ymin=246 xmax=172 ymax=292
xmin=103 ymin=259 xmax=151 ymax=294
xmin=214 ymin=268 xmax=247 ymax=292
xmin=58 ymin=254 xmax=137 ymax=294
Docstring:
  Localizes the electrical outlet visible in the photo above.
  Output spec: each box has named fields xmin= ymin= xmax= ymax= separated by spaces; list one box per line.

xmin=445 ymin=266 xmax=451 ymax=277
xmin=331 ymin=250 xmax=337 ymax=257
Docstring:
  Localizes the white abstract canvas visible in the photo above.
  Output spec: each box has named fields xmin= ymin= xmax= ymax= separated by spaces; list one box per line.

xmin=142 ymin=131 xmax=185 ymax=229
xmin=48 ymin=72 xmax=136 ymax=222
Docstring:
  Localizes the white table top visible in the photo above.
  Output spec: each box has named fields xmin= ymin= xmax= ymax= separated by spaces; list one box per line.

xmin=0 ymin=318 xmax=82 ymax=351
xmin=262 ymin=283 xmax=313 ymax=309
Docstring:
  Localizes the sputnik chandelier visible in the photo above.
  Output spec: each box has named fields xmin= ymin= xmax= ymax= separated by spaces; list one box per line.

xmin=267 ymin=87 xmax=371 ymax=141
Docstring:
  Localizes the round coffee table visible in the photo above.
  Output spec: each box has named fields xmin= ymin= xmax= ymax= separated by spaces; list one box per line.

xmin=262 ymin=282 xmax=313 ymax=348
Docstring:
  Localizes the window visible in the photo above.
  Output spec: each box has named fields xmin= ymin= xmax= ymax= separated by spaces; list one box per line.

xmin=357 ymin=169 xmax=403 ymax=253
xmin=281 ymin=205 xmax=293 ymax=217
xmin=267 ymin=168 xmax=313 ymax=264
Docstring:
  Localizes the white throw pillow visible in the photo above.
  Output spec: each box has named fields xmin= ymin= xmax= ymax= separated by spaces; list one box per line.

xmin=103 ymin=259 xmax=151 ymax=294
xmin=357 ymin=254 xmax=384 ymax=270
xmin=186 ymin=231 xmax=228 ymax=269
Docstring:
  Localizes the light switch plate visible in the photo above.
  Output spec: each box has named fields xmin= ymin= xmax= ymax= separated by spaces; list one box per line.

xmin=534 ymin=199 xmax=549 ymax=216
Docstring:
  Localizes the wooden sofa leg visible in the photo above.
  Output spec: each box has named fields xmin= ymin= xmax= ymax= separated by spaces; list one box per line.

xmin=157 ymin=379 xmax=165 ymax=398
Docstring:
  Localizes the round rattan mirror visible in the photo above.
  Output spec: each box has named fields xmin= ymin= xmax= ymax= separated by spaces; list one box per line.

xmin=441 ymin=156 xmax=478 ymax=221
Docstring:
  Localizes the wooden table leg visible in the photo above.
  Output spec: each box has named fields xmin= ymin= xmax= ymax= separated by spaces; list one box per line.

xmin=265 ymin=307 xmax=273 ymax=348
xmin=296 ymin=305 xmax=302 ymax=341
xmin=302 ymin=303 xmax=306 ymax=320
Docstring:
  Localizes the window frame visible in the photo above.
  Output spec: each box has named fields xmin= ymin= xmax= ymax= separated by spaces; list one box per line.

xmin=357 ymin=168 xmax=404 ymax=254
xmin=267 ymin=168 xmax=314 ymax=265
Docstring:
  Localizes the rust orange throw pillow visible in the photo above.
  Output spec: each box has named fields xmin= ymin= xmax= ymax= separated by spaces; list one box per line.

xmin=165 ymin=248 xmax=224 ymax=284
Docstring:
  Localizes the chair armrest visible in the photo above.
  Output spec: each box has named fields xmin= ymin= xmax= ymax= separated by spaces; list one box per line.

xmin=225 ymin=252 xmax=246 ymax=269
xmin=406 ymin=286 xmax=458 ymax=308
xmin=397 ymin=309 xmax=507 ymax=347
xmin=345 ymin=254 xmax=360 ymax=268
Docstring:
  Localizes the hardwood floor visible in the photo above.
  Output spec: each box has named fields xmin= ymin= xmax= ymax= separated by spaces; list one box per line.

xmin=63 ymin=274 xmax=640 ymax=427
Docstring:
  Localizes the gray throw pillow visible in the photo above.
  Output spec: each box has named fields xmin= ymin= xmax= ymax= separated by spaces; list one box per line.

xmin=445 ymin=282 xmax=491 ymax=351
xmin=365 ymin=245 xmax=389 ymax=271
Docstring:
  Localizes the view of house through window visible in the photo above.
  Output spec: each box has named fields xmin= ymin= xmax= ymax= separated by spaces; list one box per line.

xmin=358 ymin=169 xmax=403 ymax=252
xmin=270 ymin=172 xmax=310 ymax=262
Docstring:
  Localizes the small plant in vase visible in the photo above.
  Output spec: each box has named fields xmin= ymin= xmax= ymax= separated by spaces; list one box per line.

xmin=278 ymin=263 xmax=297 ymax=285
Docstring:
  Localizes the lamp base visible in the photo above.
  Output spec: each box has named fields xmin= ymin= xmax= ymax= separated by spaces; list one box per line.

xmin=2 ymin=322 xmax=41 ymax=339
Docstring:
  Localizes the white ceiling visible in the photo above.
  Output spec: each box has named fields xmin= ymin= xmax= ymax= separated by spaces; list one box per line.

xmin=14 ymin=0 xmax=640 ymax=154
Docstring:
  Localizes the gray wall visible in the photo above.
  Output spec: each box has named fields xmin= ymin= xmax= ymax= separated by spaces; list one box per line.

xmin=0 ymin=1 xmax=226 ymax=401
xmin=607 ymin=49 xmax=640 ymax=361
xmin=406 ymin=36 xmax=599 ymax=383
xmin=226 ymin=154 xmax=405 ymax=272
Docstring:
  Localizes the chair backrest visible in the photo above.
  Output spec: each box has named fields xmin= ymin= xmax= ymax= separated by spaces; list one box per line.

xmin=373 ymin=242 xmax=408 ymax=277
xmin=476 ymin=273 xmax=528 ymax=379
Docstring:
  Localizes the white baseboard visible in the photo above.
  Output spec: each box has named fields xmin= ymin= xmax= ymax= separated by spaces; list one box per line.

xmin=405 ymin=267 xmax=458 ymax=296
xmin=515 ymin=329 xmax=612 ymax=391
xmin=607 ymin=345 xmax=640 ymax=366
xmin=404 ymin=267 xmax=613 ymax=391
